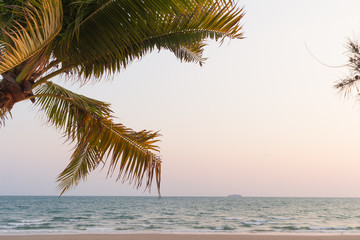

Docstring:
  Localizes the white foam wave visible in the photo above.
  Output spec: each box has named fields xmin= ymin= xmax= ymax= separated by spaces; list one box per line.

xmin=255 ymin=219 xmax=267 ymax=222
xmin=161 ymin=222 xmax=173 ymax=225
xmin=272 ymin=217 xmax=293 ymax=220
xmin=8 ymin=219 xmax=45 ymax=227
xmin=243 ymin=221 xmax=263 ymax=226
xmin=7 ymin=223 xmax=26 ymax=227
xmin=0 ymin=225 xmax=16 ymax=229
xmin=85 ymin=227 xmax=115 ymax=232
xmin=222 ymin=217 xmax=242 ymax=220
xmin=0 ymin=229 xmax=76 ymax=234
xmin=21 ymin=219 xmax=43 ymax=223
xmin=308 ymin=227 xmax=349 ymax=231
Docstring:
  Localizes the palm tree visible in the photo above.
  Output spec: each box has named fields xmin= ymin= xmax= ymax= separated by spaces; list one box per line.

xmin=335 ymin=40 xmax=360 ymax=99
xmin=0 ymin=0 xmax=244 ymax=195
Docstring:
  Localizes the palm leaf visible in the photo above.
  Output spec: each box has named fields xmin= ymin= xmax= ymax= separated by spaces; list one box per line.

xmin=51 ymin=0 xmax=244 ymax=82
xmin=169 ymin=42 xmax=208 ymax=66
xmin=33 ymin=82 xmax=161 ymax=195
xmin=0 ymin=104 xmax=10 ymax=127
xmin=335 ymin=40 xmax=360 ymax=99
xmin=0 ymin=0 xmax=62 ymax=76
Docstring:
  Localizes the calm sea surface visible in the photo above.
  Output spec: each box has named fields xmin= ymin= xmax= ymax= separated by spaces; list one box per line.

xmin=1 ymin=196 xmax=360 ymax=234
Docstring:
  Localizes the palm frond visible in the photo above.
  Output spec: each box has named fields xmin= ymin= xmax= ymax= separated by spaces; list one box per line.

xmin=169 ymin=42 xmax=208 ymax=66
xmin=52 ymin=0 xmax=244 ymax=82
xmin=0 ymin=104 xmax=10 ymax=127
xmin=0 ymin=0 xmax=62 ymax=75
xmin=335 ymin=40 xmax=360 ymax=99
xmin=33 ymin=82 xmax=161 ymax=195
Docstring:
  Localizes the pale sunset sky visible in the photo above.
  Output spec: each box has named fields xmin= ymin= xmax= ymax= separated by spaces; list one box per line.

xmin=1 ymin=0 xmax=360 ymax=197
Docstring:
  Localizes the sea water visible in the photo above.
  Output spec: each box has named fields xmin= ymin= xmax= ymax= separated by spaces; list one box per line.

xmin=1 ymin=196 xmax=360 ymax=234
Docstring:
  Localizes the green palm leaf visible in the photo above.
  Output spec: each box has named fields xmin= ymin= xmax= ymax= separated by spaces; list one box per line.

xmin=33 ymin=82 xmax=161 ymax=195
xmin=51 ymin=0 xmax=243 ymax=82
xmin=0 ymin=0 xmax=62 ymax=76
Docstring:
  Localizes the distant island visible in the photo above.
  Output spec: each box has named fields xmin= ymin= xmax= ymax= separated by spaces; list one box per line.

xmin=227 ymin=194 xmax=242 ymax=198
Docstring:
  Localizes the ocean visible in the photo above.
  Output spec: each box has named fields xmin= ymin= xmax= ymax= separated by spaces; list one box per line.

xmin=0 ymin=196 xmax=360 ymax=235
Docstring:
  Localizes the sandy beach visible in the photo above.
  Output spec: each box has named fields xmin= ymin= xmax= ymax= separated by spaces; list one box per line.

xmin=1 ymin=234 xmax=360 ymax=240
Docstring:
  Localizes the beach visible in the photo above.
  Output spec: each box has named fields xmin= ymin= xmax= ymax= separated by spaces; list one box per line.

xmin=2 ymin=234 xmax=360 ymax=240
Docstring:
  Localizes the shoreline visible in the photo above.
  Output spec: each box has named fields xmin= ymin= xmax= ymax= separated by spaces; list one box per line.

xmin=2 ymin=233 xmax=360 ymax=240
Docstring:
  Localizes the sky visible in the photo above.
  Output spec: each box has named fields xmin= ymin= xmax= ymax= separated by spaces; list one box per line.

xmin=2 ymin=0 xmax=360 ymax=197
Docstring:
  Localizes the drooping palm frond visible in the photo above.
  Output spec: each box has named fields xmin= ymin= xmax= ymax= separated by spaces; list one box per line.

xmin=0 ymin=104 xmax=9 ymax=127
xmin=335 ymin=40 xmax=360 ymax=99
xmin=49 ymin=0 xmax=244 ymax=83
xmin=169 ymin=42 xmax=208 ymax=66
xmin=0 ymin=0 xmax=62 ymax=77
xmin=33 ymin=82 xmax=161 ymax=195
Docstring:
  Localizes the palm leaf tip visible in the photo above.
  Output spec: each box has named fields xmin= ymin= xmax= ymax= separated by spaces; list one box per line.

xmin=0 ymin=107 xmax=10 ymax=127
xmin=56 ymin=133 xmax=162 ymax=196
xmin=33 ymin=83 xmax=162 ymax=195
xmin=335 ymin=40 xmax=360 ymax=99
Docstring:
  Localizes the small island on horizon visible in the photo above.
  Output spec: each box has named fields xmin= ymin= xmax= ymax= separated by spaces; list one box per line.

xmin=227 ymin=194 xmax=242 ymax=198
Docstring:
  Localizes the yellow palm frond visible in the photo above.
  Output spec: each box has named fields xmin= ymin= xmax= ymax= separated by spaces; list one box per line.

xmin=0 ymin=0 xmax=62 ymax=75
xmin=0 ymin=106 xmax=10 ymax=127
xmin=33 ymin=82 xmax=161 ymax=195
